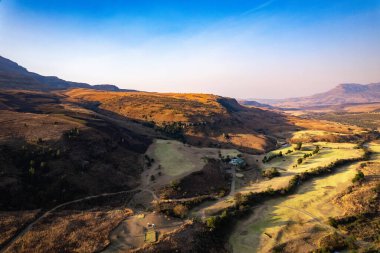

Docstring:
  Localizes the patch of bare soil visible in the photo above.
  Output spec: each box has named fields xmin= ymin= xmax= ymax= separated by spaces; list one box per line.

xmin=104 ymin=212 xmax=184 ymax=252
xmin=4 ymin=208 xmax=132 ymax=253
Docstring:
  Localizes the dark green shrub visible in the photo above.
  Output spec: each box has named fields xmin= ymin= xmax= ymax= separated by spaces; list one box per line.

xmin=262 ymin=168 xmax=280 ymax=179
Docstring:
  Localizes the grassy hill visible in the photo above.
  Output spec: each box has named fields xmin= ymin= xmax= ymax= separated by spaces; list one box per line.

xmin=64 ymin=88 xmax=365 ymax=154
xmin=0 ymin=89 xmax=154 ymax=210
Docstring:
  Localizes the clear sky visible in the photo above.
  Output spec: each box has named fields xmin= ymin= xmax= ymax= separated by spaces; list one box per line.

xmin=0 ymin=0 xmax=379 ymax=98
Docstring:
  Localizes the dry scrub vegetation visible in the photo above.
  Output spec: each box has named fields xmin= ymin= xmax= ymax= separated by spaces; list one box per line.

xmin=4 ymin=208 xmax=133 ymax=253
xmin=0 ymin=210 xmax=40 ymax=247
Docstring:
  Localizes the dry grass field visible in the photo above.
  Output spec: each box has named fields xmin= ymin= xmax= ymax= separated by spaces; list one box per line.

xmin=0 ymin=210 xmax=40 ymax=246
xmin=4 ymin=208 xmax=133 ymax=253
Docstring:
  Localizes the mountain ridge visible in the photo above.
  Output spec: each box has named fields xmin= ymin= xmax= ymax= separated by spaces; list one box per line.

xmin=0 ymin=55 xmax=135 ymax=92
xmin=248 ymin=82 xmax=380 ymax=108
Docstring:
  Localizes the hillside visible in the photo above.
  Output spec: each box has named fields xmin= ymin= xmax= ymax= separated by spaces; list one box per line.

xmin=0 ymin=89 xmax=156 ymax=210
xmin=64 ymin=88 xmax=364 ymax=153
xmin=0 ymin=56 xmax=132 ymax=91
xmin=253 ymin=82 xmax=380 ymax=108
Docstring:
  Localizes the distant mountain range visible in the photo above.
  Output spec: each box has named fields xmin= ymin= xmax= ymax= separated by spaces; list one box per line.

xmin=0 ymin=56 xmax=135 ymax=91
xmin=246 ymin=82 xmax=380 ymax=108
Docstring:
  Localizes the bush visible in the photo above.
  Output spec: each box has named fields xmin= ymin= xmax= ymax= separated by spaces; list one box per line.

xmin=295 ymin=142 xmax=302 ymax=150
xmin=262 ymin=152 xmax=283 ymax=163
xmin=297 ymin=158 xmax=303 ymax=164
xmin=352 ymin=170 xmax=365 ymax=183
xmin=313 ymin=145 xmax=320 ymax=154
xmin=262 ymin=168 xmax=281 ymax=179
xmin=234 ymin=192 xmax=247 ymax=206
xmin=173 ymin=204 xmax=188 ymax=218
xmin=318 ymin=232 xmax=347 ymax=251
xmin=205 ymin=216 xmax=220 ymax=230
xmin=328 ymin=217 xmax=338 ymax=228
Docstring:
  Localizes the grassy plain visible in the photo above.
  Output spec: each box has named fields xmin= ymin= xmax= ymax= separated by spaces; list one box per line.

xmin=146 ymin=139 xmax=239 ymax=177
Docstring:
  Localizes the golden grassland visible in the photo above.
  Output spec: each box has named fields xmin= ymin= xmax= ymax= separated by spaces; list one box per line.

xmin=0 ymin=210 xmax=40 ymax=246
xmin=64 ymin=89 xmax=228 ymax=123
xmin=63 ymin=88 xmax=365 ymax=153
xmin=146 ymin=139 xmax=239 ymax=177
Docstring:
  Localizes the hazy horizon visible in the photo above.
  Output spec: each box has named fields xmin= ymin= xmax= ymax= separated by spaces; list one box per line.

xmin=1 ymin=0 xmax=379 ymax=99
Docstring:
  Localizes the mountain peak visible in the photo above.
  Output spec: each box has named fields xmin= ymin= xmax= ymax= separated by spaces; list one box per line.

xmin=0 ymin=55 xmax=130 ymax=92
xmin=335 ymin=83 xmax=369 ymax=93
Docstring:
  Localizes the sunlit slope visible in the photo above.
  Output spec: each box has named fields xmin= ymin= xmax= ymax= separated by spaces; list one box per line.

xmin=65 ymin=89 xmax=363 ymax=153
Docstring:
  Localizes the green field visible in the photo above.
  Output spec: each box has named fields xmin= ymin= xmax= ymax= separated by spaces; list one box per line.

xmin=228 ymin=141 xmax=376 ymax=253
xmin=229 ymin=161 xmax=360 ymax=253
xmin=147 ymin=139 xmax=240 ymax=177
xmin=262 ymin=142 xmax=363 ymax=174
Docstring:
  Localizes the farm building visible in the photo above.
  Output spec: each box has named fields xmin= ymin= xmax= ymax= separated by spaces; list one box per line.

xmin=145 ymin=228 xmax=157 ymax=243
xmin=229 ymin=157 xmax=246 ymax=167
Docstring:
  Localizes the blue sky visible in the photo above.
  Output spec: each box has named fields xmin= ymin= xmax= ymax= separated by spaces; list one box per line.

xmin=0 ymin=0 xmax=379 ymax=98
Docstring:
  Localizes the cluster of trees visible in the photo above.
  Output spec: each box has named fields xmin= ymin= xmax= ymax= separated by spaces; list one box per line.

xmin=154 ymin=195 xmax=215 ymax=217
xmin=262 ymin=168 xmax=281 ymax=179
xmin=285 ymin=149 xmax=293 ymax=155
xmin=296 ymin=145 xmax=320 ymax=165
xmin=352 ymin=170 xmax=365 ymax=183
xmin=65 ymin=127 xmax=80 ymax=139
xmin=158 ymin=122 xmax=185 ymax=141
xmin=262 ymin=151 xmax=283 ymax=163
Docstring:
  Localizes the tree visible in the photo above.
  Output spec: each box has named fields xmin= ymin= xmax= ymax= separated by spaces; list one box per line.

xmin=297 ymin=158 xmax=303 ymax=164
xmin=234 ymin=192 xmax=247 ymax=206
xmin=262 ymin=168 xmax=281 ymax=179
xmin=352 ymin=170 xmax=365 ymax=183
xmin=173 ymin=204 xmax=188 ymax=218
xmin=223 ymin=133 xmax=231 ymax=140
xmin=295 ymin=142 xmax=302 ymax=151
xmin=29 ymin=167 xmax=35 ymax=175
xmin=205 ymin=216 xmax=220 ymax=230
xmin=313 ymin=145 xmax=320 ymax=154
xmin=150 ymin=175 xmax=155 ymax=181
